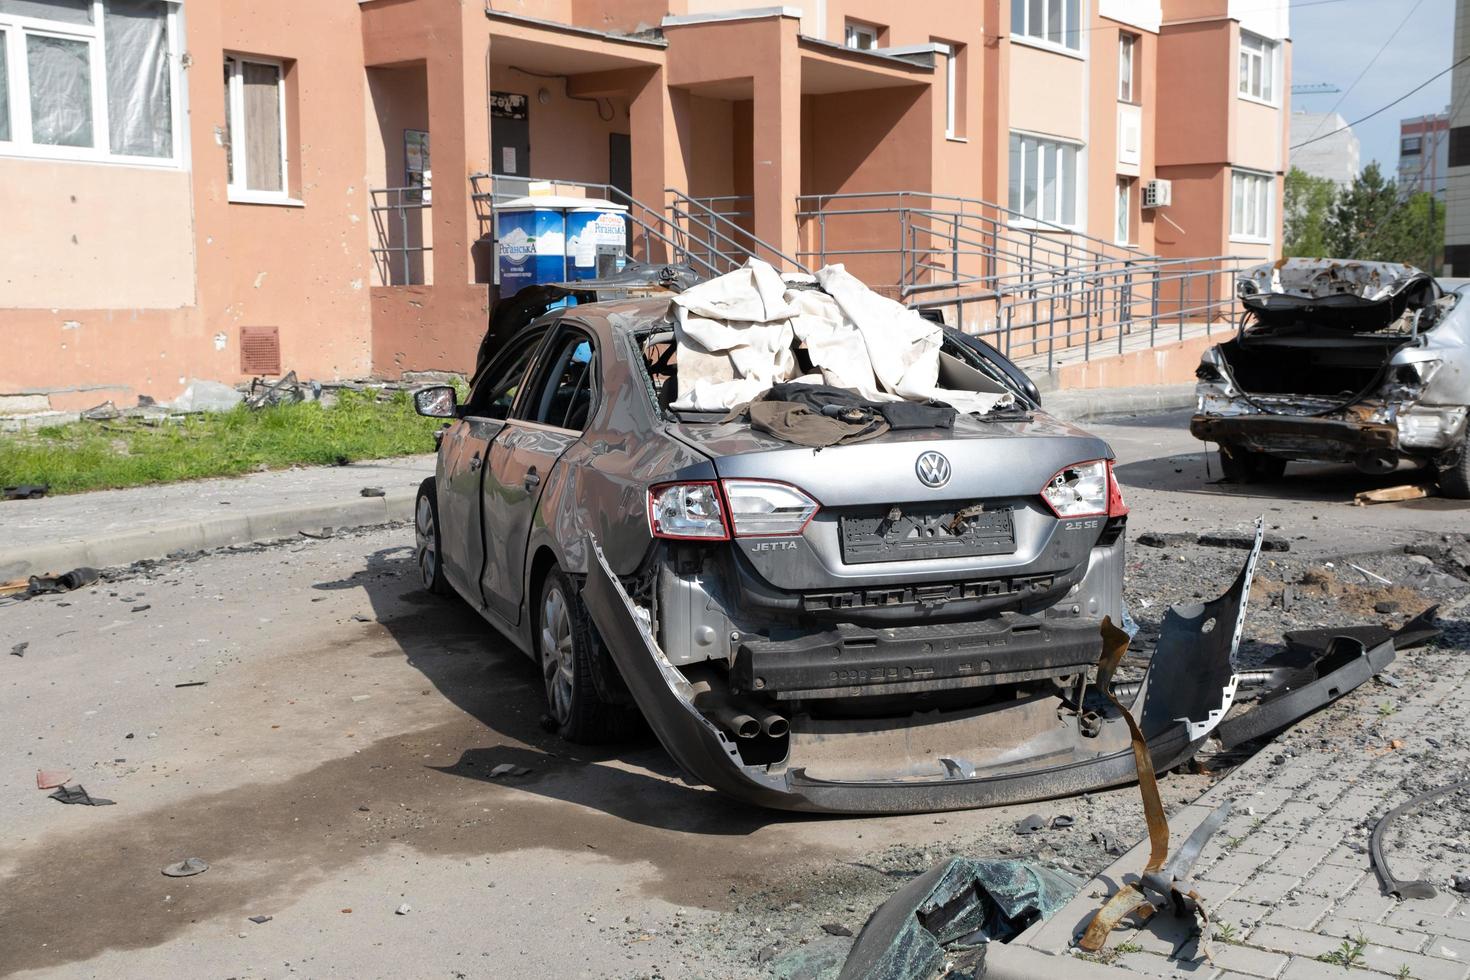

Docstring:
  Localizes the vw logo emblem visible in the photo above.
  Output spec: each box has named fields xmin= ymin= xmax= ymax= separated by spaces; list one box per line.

xmin=915 ymin=451 xmax=951 ymax=489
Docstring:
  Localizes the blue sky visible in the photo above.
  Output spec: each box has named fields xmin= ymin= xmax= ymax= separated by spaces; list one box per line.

xmin=1288 ymin=0 xmax=1454 ymax=172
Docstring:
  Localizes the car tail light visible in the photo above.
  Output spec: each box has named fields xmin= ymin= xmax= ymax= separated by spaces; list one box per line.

xmin=648 ymin=482 xmax=729 ymax=539
xmin=1040 ymin=460 xmax=1110 ymax=518
xmin=1106 ymin=460 xmax=1128 ymax=518
xmin=723 ymin=480 xmax=819 ymax=537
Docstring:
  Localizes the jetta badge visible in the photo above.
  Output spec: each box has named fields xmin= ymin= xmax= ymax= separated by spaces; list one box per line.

xmin=915 ymin=451 xmax=951 ymax=489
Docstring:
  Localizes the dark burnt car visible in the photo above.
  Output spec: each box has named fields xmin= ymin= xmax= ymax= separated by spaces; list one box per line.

xmin=1192 ymin=259 xmax=1470 ymax=496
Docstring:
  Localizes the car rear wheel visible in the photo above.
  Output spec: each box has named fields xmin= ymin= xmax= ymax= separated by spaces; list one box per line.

xmin=415 ymin=478 xmax=450 ymax=595
xmin=1438 ymin=434 xmax=1470 ymax=499
xmin=1219 ymin=444 xmax=1287 ymax=483
xmin=537 ymin=566 xmax=638 ymax=744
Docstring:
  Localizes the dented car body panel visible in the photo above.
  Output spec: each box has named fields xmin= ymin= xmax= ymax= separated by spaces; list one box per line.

xmin=1192 ymin=259 xmax=1470 ymax=476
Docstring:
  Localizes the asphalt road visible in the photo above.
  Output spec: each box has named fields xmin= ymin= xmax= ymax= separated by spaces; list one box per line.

xmin=0 ymin=410 xmax=1464 ymax=978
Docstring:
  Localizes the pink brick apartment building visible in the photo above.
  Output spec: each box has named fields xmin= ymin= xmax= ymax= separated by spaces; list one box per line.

xmin=0 ymin=0 xmax=1288 ymax=410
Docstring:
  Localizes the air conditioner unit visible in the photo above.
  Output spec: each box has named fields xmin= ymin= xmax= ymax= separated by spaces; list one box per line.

xmin=1142 ymin=179 xmax=1172 ymax=209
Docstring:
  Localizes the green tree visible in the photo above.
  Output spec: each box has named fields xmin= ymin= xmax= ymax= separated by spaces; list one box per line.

xmin=1282 ymin=167 xmax=1336 ymax=257
xmin=1323 ymin=162 xmax=1443 ymax=269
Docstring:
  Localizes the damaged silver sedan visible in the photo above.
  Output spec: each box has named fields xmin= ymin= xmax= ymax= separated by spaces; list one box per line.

xmin=1192 ymin=258 xmax=1470 ymax=496
xmin=412 ymin=263 xmax=1254 ymax=813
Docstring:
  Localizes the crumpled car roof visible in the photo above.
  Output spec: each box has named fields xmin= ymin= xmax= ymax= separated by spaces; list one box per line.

xmin=1238 ymin=258 xmax=1428 ymax=303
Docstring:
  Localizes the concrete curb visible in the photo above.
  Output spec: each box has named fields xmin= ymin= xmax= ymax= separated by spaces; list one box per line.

xmin=0 ymin=489 xmax=417 ymax=580
xmin=1044 ymin=384 xmax=1196 ymax=422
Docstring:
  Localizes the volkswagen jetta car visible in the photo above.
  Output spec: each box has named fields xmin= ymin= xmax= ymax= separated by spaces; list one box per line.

xmin=411 ymin=269 xmax=1236 ymax=813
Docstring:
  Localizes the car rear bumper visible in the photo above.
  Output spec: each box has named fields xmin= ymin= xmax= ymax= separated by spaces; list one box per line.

xmin=1190 ymin=413 xmax=1399 ymax=461
xmin=582 ymin=529 xmax=1263 ymax=814
xmin=730 ymin=614 xmax=1103 ymax=700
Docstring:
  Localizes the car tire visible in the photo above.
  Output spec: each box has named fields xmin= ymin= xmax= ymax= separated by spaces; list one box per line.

xmin=414 ymin=478 xmax=451 ymax=596
xmin=537 ymin=566 xmax=639 ymax=744
xmin=1219 ymin=444 xmax=1285 ymax=483
xmin=1439 ymin=435 xmax=1470 ymax=499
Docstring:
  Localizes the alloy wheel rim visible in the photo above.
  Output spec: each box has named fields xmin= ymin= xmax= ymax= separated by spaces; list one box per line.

xmin=540 ymin=586 xmax=575 ymax=725
xmin=415 ymin=496 xmax=437 ymax=588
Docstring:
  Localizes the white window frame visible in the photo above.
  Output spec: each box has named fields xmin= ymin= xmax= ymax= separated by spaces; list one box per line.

xmin=0 ymin=0 xmax=183 ymax=168
xmin=223 ymin=53 xmax=292 ymax=205
xmin=1008 ymin=130 xmax=1084 ymax=230
xmin=1010 ymin=0 xmax=1084 ymax=55
xmin=1118 ymin=33 xmax=1135 ymax=103
xmin=1114 ymin=177 xmax=1132 ymax=245
xmin=844 ymin=21 xmax=878 ymax=50
xmin=1237 ymin=31 xmax=1277 ymax=105
xmin=1230 ymin=169 xmax=1273 ymax=244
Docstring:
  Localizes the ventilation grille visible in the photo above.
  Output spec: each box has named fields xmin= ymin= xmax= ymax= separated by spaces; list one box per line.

xmin=240 ymin=327 xmax=281 ymax=375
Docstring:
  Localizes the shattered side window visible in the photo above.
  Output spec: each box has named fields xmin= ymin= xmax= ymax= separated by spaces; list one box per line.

xmin=464 ymin=329 xmax=546 ymax=420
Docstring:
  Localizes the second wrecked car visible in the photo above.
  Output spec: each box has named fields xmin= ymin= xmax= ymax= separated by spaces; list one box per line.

xmin=412 ymin=260 xmax=1252 ymax=813
xmin=1192 ymin=258 xmax=1470 ymax=496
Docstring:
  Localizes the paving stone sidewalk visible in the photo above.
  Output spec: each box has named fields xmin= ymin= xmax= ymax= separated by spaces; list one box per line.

xmin=1014 ymin=606 xmax=1470 ymax=980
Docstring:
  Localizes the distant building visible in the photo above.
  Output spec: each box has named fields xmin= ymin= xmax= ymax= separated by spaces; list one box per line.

xmin=1289 ymin=111 xmax=1360 ymax=187
xmin=1399 ymin=110 xmax=1450 ymax=199
xmin=1447 ymin=0 xmax=1470 ymax=275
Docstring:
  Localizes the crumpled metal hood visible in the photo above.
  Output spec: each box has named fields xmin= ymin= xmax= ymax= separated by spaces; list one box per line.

xmin=1238 ymin=258 xmax=1428 ymax=303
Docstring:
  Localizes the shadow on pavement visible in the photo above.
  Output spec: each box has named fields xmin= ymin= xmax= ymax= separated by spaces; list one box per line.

xmin=312 ymin=545 xmax=801 ymax=838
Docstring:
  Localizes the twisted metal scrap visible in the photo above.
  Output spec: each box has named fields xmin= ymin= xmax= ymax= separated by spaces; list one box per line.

xmin=1077 ymin=618 xmax=1230 ymax=961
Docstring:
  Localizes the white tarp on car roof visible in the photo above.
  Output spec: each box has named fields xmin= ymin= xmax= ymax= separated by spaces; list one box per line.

xmin=670 ymin=259 xmax=1011 ymax=415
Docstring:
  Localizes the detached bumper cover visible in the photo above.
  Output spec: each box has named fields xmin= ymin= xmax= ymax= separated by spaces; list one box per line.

xmin=581 ymin=526 xmax=1264 ymax=814
xmin=1191 ymin=414 xmax=1398 ymax=458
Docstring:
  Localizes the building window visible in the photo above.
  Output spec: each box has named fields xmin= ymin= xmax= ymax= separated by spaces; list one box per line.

xmin=1008 ymin=132 xmax=1081 ymax=226
xmin=844 ymin=21 xmax=879 ymax=50
xmin=224 ymin=54 xmax=289 ymax=203
xmin=1010 ymin=0 xmax=1082 ymax=52
xmin=0 ymin=0 xmax=178 ymax=163
xmin=1238 ymin=32 xmax=1277 ymax=103
xmin=1231 ymin=170 xmax=1273 ymax=242
xmin=1118 ymin=33 xmax=1136 ymax=102
xmin=1115 ymin=177 xmax=1132 ymax=244
xmin=1401 ymin=135 xmax=1422 ymax=155
xmin=935 ymin=41 xmax=967 ymax=140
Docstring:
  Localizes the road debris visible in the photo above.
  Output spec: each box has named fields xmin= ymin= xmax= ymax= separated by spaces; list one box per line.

xmin=837 ymin=859 xmax=1080 ymax=980
xmin=360 ymin=486 xmax=386 ymax=497
xmin=49 ymin=784 xmax=115 ymax=806
xmin=36 ymin=769 xmax=71 ymax=789
xmin=245 ymin=371 xmax=304 ymax=409
xmin=1014 ymin=814 xmax=1047 ymax=835
xmin=161 ymin=857 xmax=210 ymax=878
xmin=1355 ymin=484 xmax=1432 ymax=506
xmin=1369 ymin=778 xmax=1470 ymax=899
xmin=10 ymin=642 xmax=27 ymax=657
xmin=3 ymin=484 xmax=49 ymax=500
xmin=247 ymin=915 xmax=273 ymax=924
xmin=26 ymin=567 xmax=100 ymax=596
xmin=821 ymin=922 xmax=853 ymax=937
xmin=395 ymin=903 xmax=412 ymax=915
xmin=1077 ymin=619 xmax=1232 ymax=961
xmin=488 ymin=764 xmax=531 ymax=778
xmin=1348 ymin=562 xmax=1393 ymax=585
xmin=1199 ymin=528 xmax=1290 ymax=552
xmin=175 ymin=681 xmax=208 ymax=689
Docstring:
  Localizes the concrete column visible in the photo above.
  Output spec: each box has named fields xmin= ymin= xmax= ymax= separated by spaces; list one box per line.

xmin=751 ymin=21 xmax=801 ymax=268
xmin=628 ymin=65 xmax=680 ymax=263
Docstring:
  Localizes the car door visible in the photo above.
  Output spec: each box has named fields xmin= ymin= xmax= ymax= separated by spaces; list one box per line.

xmin=479 ymin=322 xmax=599 ymax=625
xmin=437 ymin=327 xmax=550 ymax=600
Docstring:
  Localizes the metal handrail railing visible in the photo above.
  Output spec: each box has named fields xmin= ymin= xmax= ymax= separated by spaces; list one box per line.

xmin=667 ymin=189 xmax=807 ymax=273
xmin=369 ymin=186 xmax=431 ymax=286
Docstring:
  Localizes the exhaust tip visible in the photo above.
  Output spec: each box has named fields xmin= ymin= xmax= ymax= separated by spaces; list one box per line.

xmin=763 ymin=717 xmax=790 ymax=738
xmin=731 ymin=715 xmax=760 ymax=739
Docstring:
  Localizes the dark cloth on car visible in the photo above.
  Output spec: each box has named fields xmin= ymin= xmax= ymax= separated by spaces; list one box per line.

xmin=747 ymin=401 xmax=891 ymax=448
xmin=763 ymin=383 xmax=957 ymax=431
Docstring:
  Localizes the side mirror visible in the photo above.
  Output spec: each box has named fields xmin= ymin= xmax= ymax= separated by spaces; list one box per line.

xmin=414 ymin=385 xmax=458 ymax=418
